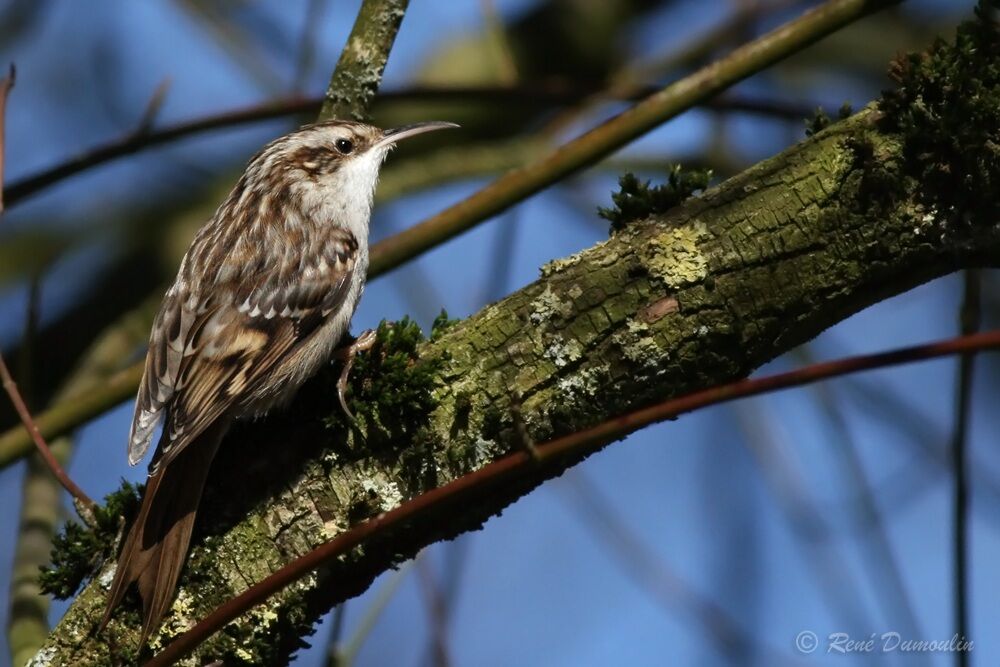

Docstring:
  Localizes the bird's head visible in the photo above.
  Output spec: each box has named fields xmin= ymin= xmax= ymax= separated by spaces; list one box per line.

xmin=217 ymin=120 xmax=457 ymax=249
xmin=262 ymin=120 xmax=457 ymax=216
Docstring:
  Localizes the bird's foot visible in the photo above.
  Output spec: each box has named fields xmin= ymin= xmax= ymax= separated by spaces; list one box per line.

xmin=333 ymin=329 xmax=378 ymax=423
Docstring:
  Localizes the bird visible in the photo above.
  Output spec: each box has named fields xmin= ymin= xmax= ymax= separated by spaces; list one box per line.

xmin=99 ymin=119 xmax=458 ymax=645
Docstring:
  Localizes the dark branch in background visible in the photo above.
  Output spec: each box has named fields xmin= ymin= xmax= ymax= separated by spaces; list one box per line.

xmin=292 ymin=0 xmax=327 ymax=93
xmin=145 ymin=330 xmax=1000 ymax=666
xmin=0 ymin=65 xmax=97 ymax=523
xmin=0 ymin=64 xmax=12 ymax=207
xmin=734 ymin=403 xmax=877 ymax=633
xmin=319 ymin=0 xmax=409 ymax=121
xmin=1 ymin=87 xmax=812 ymax=210
xmin=415 ymin=559 xmax=452 ymax=667
xmin=790 ymin=354 xmax=925 ymax=644
xmin=953 ymin=270 xmax=980 ymax=665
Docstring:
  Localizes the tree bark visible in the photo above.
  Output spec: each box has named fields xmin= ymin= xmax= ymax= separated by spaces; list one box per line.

xmin=33 ymin=19 xmax=1000 ymax=666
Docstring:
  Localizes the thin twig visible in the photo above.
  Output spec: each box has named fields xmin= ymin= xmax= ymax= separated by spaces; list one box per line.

xmin=0 ymin=64 xmax=97 ymax=519
xmin=2 ymin=86 xmax=810 ymax=209
xmin=143 ymin=329 xmax=1000 ymax=667
xmin=133 ymin=78 xmax=172 ymax=138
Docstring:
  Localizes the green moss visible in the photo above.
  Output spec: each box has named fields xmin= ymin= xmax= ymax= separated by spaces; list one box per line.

xmin=599 ymin=165 xmax=712 ymax=234
xmin=321 ymin=318 xmax=445 ymax=451
xmin=430 ymin=309 xmax=460 ymax=341
xmin=39 ymin=481 xmax=141 ymax=599
xmin=878 ymin=7 xmax=1000 ymax=225
xmin=805 ymin=102 xmax=854 ymax=137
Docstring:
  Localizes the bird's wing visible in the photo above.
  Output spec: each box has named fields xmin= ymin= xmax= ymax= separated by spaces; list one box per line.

xmin=128 ymin=228 xmax=360 ymax=471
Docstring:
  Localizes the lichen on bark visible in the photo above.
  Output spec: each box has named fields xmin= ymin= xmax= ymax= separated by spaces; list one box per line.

xmin=319 ymin=0 xmax=411 ymax=122
xmin=34 ymin=11 xmax=1000 ymax=666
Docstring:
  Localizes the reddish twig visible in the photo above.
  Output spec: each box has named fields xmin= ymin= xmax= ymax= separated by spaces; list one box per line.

xmin=2 ymin=86 xmax=811 ymax=208
xmin=144 ymin=329 xmax=1000 ymax=666
xmin=0 ymin=356 xmax=96 ymax=517
xmin=0 ymin=64 xmax=98 ymax=522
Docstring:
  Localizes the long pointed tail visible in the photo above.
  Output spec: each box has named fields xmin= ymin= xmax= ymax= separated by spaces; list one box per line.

xmin=100 ymin=421 xmax=227 ymax=645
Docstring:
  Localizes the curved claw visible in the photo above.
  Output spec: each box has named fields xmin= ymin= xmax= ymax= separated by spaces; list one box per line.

xmin=333 ymin=329 xmax=378 ymax=424
xmin=337 ymin=364 xmax=357 ymax=424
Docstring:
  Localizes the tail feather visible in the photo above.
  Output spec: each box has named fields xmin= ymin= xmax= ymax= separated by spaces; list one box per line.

xmin=100 ymin=421 xmax=227 ymax=644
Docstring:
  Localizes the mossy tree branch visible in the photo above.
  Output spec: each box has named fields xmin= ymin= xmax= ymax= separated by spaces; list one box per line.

xmin=319 ymin=0 xmax=410 ymax=121
xmin=29 ymin=12 xmax=1000 ymax=665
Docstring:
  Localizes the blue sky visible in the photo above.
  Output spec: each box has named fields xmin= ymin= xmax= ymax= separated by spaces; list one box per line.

xmin=0 ymin=1 xmax=993 ymax=665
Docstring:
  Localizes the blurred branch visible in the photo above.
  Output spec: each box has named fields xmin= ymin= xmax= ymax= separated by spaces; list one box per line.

xmin=0 ymin=361 xmax=143 ymax=469
xmin=953 ymin=270 xmax=980 ymax=665
xmin=2 ymin=86 xmax=811 ymax=209
xmin=797 ymin=352 xmax=927 ymax=648
xmin=148 ymin=330 xmax=1000 ymax=666
xmin=368 ymin=0 xmax=901 ymax=275
xmin=415 ymin=557 xmax=451 ymax=667
xmin=0 ymin=64 xmax=97 ymax=519
xmin=559 ymin=470 xmax=792 ymax=663
xmin=329 ymin=564 xmax=413 ymax=667
xmin=418 ymin=543 xmax=468 ymax=667
xmin=626 ymin=0 xmax=806 ymax=80
xmin=177 ymin=0 xmax=286 ymax=94
xmin=734 ymin=403 xmax=875 ymax=634
xmin=7 ymin=275 xmax=59 ymax=667
xmin=8 ymin=450 xmax=71 ymax=667
xmin=479 ymin=0 xmax=518 ymax=85
xmin=292 ymin=0 xmax=327 ymax=93
xmin=0 ymin=63 xmax=12 ymax=213
xmin=319 ymin=0 xmax=410 ymax=121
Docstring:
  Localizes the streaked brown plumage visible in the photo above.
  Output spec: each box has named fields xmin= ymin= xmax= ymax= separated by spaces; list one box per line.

xmin=100 ymin=119 xmax=457 ymax=645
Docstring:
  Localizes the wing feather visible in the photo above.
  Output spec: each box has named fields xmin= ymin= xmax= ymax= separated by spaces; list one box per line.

xmin=130 ymin=228 xmax=359 ymax=472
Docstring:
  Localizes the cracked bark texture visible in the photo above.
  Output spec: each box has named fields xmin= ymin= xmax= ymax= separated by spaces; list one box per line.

xmin=33 ymin=100 xmax=1000 ymax=665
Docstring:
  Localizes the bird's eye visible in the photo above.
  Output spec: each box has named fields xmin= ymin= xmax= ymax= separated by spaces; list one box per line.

xmin=335 ymin=138 xmax=354 ymax=154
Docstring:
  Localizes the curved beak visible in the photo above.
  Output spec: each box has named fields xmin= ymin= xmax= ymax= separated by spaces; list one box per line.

xmin=374 ymin=121 xmax=459 ymax=150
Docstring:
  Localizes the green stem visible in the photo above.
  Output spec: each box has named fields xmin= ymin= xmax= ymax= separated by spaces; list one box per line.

xmin=368 ymin=0 xmax=901 ymax=275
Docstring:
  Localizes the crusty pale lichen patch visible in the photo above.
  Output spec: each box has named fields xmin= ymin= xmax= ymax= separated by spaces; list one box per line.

xmin=640 ymin=221 xmax=710 ymax=288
